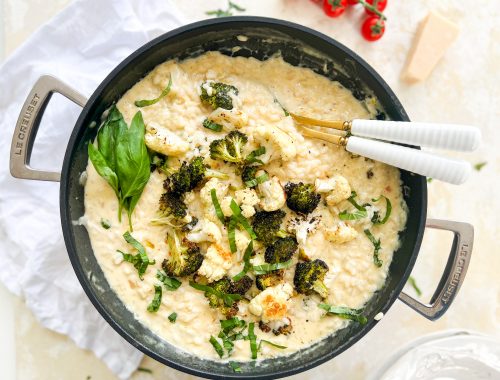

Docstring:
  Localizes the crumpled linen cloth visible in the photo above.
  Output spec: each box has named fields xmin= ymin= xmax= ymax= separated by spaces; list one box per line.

xmin=0 ymin=0 xmax=185 ymax=378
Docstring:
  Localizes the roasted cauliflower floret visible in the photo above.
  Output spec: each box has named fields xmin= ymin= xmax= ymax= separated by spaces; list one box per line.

xmin=324 ymin=222 xmax=358 ymax=244
xmin=257 ymin=171 xmax=286 ymax=212
xmin=287 ymin=215 xmax=322 ymax=246
xmin=254 ymin=125 xmax=297 ymax=161
xmin=145 ymin=123 xmax=189 ymax=156
xmin=199 ymin=178 xmax=229 ymax=206
xmin=324 ymin=175 xmax=351 ymax=206
xmin=197 ymin=244 xmax=233 ymax=282
xmin=234 ymin=188 xmax=259 ymax=218
xmin=186 ymin=220 xmax=222 ymax=243
xmin=220 ymin=196 xmax=234 ymax=217
xmin=248 ymin=283 xmax=293 ymax=323
xmin=208 ymin=107 xmax=249 ymax=130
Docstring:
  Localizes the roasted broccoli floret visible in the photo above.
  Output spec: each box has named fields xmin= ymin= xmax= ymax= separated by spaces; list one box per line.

xmin=162 ymin=230 xmax=203 ymax=277
xmin=150 ymin=153 xmax=172 ymax=174
xmin=151 ymin=192 xmax=189 ymax=227
xmin=293 ymin=259 xmax=329 ymax=298
xmin=284 ymin=182 xmax=321 ymax=214
xmin=209 ymin=131 xmax=248 ymax=164
xmin=164 ymin=156 xmax=228 ymax=195
xmin=252 ymin=210 xmax=288 ymax=246
xmin=241 ymin=165 xmax=258 ymax=186
xmin=204 ymin=276 xmax=251 ymax=318
xmin=200 ymin=82 xmax=239 ymax=110
xmin=264 ymin=237 xmax=298 ymax=264
xmin=255 ymin=270 xmax=284 ymax=290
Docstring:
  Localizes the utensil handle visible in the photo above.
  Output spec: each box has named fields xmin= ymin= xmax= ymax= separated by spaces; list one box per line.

xmin=9 ymin=75 xmax=87 ymax=182
xmin=346 ymin=136 xmax=471 ymax=185
xmin=351 ymin=119 xmax=481 ymax=152
xmin=399 ymin=218 xmax=474 ymax=321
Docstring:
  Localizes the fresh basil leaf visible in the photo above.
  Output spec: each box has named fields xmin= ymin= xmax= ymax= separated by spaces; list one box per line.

xmin=189 ymin=281 xmax=242 ymax=307
xmin=474 ymin=162 xmax=487 ymax=171
xmin=364 ymin=229 xmax=382 ymax=267
xmin=318 ymin=303 xmax=367 ymax=324
xmin=339 ymin=208 xmax=367 ymax=220
xmin=135 ymin=75 xmax=172 ymax=107
xmin=137 ymin=367 xmax=153 ymax=374
xmin=229 ymin=361 xmax=241 ymax=373
xmin=210 ymin=188 xmax=226 ymax=224
xmin=121 ymin=232 xmax=155 ymax=279
xmin=203 ymin=118 xmax=223 ymax=132
xmin=347 ymin=191 xmax=367 ymax=211
xmin=87 ymin=143 xmax=119 ymax=195
xmin=229 ymin=1 xmax=245 ymax=11
xmin=258 ymin=340 xmax=287 ymax=351
xmin=209 ymin=336 xmax=224 ymax=358
xmin=100 ymin=218 xmax=111 ymax=229
xmin=228 ymin=216 xmax=237 ymax=253
xmin=248 ymin=322 xmax=258 ymax=360
xmin=156 ymin=270 xmax=181 ymax=291
xmin=245 ymin=146 xmax=266 ymax=165
xmin=147 ymin=285 xmax=162 ymax=312
xmin=253 ymin=260 xmax=293 ymax=275
xmin=168 ymin=312 xmax=177 ymax=323
xmin=244 ymin=172 xmax=269 ymax=188
xmin=97 ymin=105 xmax=127 ymax=172
xmin=230 ymin=200 xmax=256 ymax=239
xmin=371 ymin=195 xmax=392 ymax=225
xmin=232 ymin=241 xmax=253 ymax=281
xmin=220 ymin=317 xmax=247 ymax=334
xmin=407 ymin=275 xmax=422 ymax=297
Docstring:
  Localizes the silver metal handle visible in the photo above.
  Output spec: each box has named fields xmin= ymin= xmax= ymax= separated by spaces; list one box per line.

xmin=9 ymin=75 xmax=87 ymax=182
xmin=399 ymin=218 xmax=474 ymax=321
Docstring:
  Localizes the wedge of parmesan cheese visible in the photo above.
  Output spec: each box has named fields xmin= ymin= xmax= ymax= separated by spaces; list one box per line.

xmin=401 ymin=11 xmax=459 ymax=83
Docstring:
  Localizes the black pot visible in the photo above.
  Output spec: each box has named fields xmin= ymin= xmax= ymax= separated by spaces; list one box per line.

xmin=9 ymin=17 xmax=474 ymax=379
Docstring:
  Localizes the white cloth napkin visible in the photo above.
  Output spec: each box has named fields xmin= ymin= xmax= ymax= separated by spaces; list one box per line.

xmin=0 ymin=0 xmax=185 ymax=378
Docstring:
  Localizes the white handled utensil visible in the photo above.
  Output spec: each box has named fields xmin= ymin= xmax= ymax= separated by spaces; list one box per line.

xmin=290 ymin=113 xmax=481 ymax=185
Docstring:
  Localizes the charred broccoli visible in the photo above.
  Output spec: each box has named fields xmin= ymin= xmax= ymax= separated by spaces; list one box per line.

xmin=252 ymin=210 xmax=288 ymax=246
xmin=230 ymin=275 xmax=253 ymax=295
xmin=204 ymin=276 xmax=252 ymax=318
xmin=150 ymin=153 xmax=171 ymax=174
xmin=241 ymin=165 xmax=258 ymax=186
xmin=164 ymin=156 xmax=228 ymax=195
xmin=259 ymin=317 xmax=293 ymax=336
xmin=162 ymin=230 xmax=203 ymax=277
xmin=285 ymin=182 xmax=321 ymax=214
xmin=151 ymin=192 xmax=189 ymax=227
xmin=293 ymin=259 xmax=329 ymax=298
xmin=200 ymin=81 xmax=239 ymax=110
xmin=264 ymin=237 xmax=298 ymax=264
xmin=255 ymin=270 xmax=284 ymax=290
xmin=209 ymin=131 xmax=248 ymax=164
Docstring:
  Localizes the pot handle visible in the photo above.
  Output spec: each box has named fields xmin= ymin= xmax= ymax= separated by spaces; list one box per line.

xmin=9 ymin=75 xmax=87 ymax=182
xmin=398 ymin=218 xmax=474 ymax=321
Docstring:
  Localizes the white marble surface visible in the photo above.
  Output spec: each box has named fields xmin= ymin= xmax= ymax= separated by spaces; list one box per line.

xmin=0 ymin=0 xmax=499 ymax=379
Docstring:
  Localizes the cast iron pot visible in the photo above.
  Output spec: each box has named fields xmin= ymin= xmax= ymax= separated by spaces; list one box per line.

xmin=9 ymin=17 xmax=474 ymax=379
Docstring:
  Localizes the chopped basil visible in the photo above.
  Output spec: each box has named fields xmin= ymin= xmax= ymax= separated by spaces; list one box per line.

xmin=232 ymin=241 xmax=253 ymax=281
xmin=147 ymin=285 xmax=162 ymax=312
xmin=203 ymin=118 xmax=223 ymax=132
xmin=137 ymin=367 xmax=153 ymax=373
xmin=220 ymin=317 xmax=247 ymax=334
xmin=245 ymin=172 xmax=269 ymax=188
xmin=119 ymin=232 xmax=155 ymax=280
xmin=407 ymin=275 xmax=422 ymax=297
xmin=189 ymin=281 xmax=242 ymax=307
xmin=245 ymin=146 xmax=266 ymax=165
xmin=134 ymin=75 xmax=172 ymax=107
xmin=248 ymin=322 xmax=258 ymax=359
xmin=206 ymin=1 xmax=245 ymax=17
xmin=371 ymin=195 xmax=392 ymax=225
xmin=273 ymin=98 xmax=290 ymax=116
xmin=474 ymin=162 xmax=487 ymax=171
xmin=253 ymin=260 xmax=293 ymax=275
xmin=229 ymin=361 xmax=242 ymax=372
xmin=258 ymin=340 xmax=287 ymax=351
xmin=210 ymin=188 xmax=226 ymax=224
xmin=168 ymin=312 xmax=177 ymax=323
xmin=156 ymin=270 xmax=181 ymax=291
xmin=230 ymin=200 xmax=256 ymax=239
xmin=209 ymin=336 xmax=224 ymax=358
xmin=319 ymin=303 xmax=367 ymax=324
xmin=228 ymin=216 xmax=237 ymax=253
xmin=339 ymin=191 xmax=368 ymax=220
xmin=427 ymin=178 xmax=433 ymax=183
xmin=364 ymin=229 xmax=383 ymax=267
xmin=100 ymin=218 xmax=111 ymax=229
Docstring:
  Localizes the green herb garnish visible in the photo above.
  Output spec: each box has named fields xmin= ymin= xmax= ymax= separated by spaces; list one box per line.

xmin=210 ymin=188 xmax=226 ymax=224
xmin=156 ymin=270 xmax=181 ymax=291
xmin=427 ymin=178 xmax=433 ymax=183
xmin=233 ymin=241 xmax=253 ymax=281
xmin=474 ymin=162 xmax=487 ymax=171
xmin=230 ymin=200 xmax=257 ymax=239
xmin=134 ymin=75 xmax=172 ymax=107
xmin=220 ymin=317 xmax=247 ymax=334
xmin=147 ymin=285 xmax=162 ymax=312
xmin=228 ymin=216 xmax=238 ymax=253
xmin=319 ymin=303 xmax=368 ymax=324
xmin=203 ymin=118 xmax=223 ymax=132
xmin=248 ymin=322 xmax=258 ymax=360
xmin=168 ymin=312 xmax=177 ymax=323
xmin=137 ymin=367 xmax=153 ymax=373
xmin=253 ymin=260 xmax=293 ymax=275
xmin=244 ymin=172 xmax=269 ymax=188
xmin=245 ymin=146 xmax=266 ymax=165
xmin=371 ymin=195 xmax=392 ymax=225
xmin=100 ymin=218 xmax=111 ymax=229
xmin=273 ymin=98 xmax=290 ymax=116
xmin=119 ymin=232 xmax=155 ymax=279
xmin=407 ymin=275 xmax=422 ymax=297
xmin=364 ymin=229 xmax=382 ymax=267
xmin=258 ymin=340 xmax=287 ymax=351
xmin=339 ymin=191 xmax=368 ymax=220
xmin=189 ymin=281 xmax=243 ymax=307
xmin=209 ymin=336 xmax=225 ymax=358
xmin=229 ymin=361 xmax=242 ymax=372
xmin=206 ymin=1 xmax=245 ymax=17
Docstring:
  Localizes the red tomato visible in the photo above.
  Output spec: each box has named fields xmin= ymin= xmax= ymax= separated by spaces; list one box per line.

xmin=323 ymin=0 xmax=347 ymax=17
xmin=361 ymin=16 xmax=385 ymax=41
xmin=364 ymin=0 xmax=387 ymax=15
xmin=346 ymin=0 xmax=359 ymax=4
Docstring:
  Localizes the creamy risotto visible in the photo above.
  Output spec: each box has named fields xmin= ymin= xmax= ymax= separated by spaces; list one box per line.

xmin=84 ymin=51 xmax=407 ymax=362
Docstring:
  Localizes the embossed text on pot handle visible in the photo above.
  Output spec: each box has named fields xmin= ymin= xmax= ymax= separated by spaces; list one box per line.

xmin=399 ymin=218 xmax=474 ymax=321
xmin=9 ymin=75 xmax=87 ymax=182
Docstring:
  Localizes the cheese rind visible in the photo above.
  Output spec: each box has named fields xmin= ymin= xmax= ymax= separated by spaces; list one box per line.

xmin=402 ymin=11 xmax=459 ymax=83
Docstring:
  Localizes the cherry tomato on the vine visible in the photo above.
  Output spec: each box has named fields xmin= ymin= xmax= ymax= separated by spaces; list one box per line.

xmin=346 ymin=0 xmax=359 ymax=4
xmin=323 ymin=0 xmax=347 ymax=17
xmin=364 ymin=0 xmax=387 ymax=15
xmin=361 ymin=16 xmax=385 ymax=41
